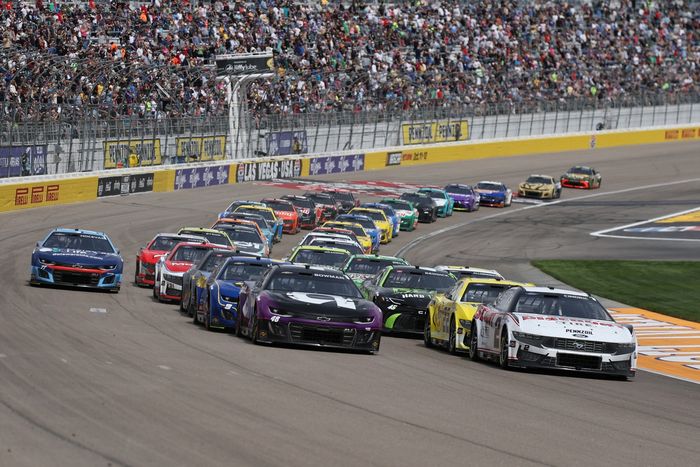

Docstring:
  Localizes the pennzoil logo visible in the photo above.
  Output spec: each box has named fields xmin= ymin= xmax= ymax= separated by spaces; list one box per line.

xmin=15 ymin=185 xmax=59 ymax=206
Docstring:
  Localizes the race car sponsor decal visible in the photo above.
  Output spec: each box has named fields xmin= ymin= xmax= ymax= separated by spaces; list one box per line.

xmin=236 ymin=159 xmax=302 ymax=182
xmin=174 ymin=166 xmax=230 ymax=190
xmin=286 ymin=292 xmax=356 ymax=309
xmin=610 ymin=308 xmax=700 ymax=383
xmin=309 ymin=154 xmax=364 ymax=175
xmin=591 ymin=207 xmax=700 ymax=241
xmin=97 ymin=173 xmax=154 ymax=197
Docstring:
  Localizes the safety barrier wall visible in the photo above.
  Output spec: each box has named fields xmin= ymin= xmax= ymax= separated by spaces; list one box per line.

xmin=1 ymin=125 xmax=698 ymax=213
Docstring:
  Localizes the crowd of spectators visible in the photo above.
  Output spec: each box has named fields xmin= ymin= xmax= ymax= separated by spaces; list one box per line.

xmin=0 ymin=0 xmax=698 ymax=122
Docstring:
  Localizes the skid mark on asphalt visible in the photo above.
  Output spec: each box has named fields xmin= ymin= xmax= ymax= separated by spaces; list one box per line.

xmin=609 ymin=308 xmax=700 ymax=384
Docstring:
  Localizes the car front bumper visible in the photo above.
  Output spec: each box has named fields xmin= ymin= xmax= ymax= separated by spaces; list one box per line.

xmin=32 ymin=265 xmax=121 ymax=290
xmin=256 ymin=319 xmax=381 ymax=352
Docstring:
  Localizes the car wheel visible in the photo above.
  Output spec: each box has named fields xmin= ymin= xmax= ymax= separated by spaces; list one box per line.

xmin=423 ymin=315 xmax=434 ymax=348
xmin=505 ymin=195 xmax=512 ymax=207
xmin=153 ymin=281 xmax=159 ymax=300
xmin=234 ymin=313 xmax=242 ymax=337
xmin=251 ymin=312 xmax=260 ymax=344
xmin=204 ymin=299 xmax=212 ymax=331
xmin=179 ymin=288 xmax=188 ymax=312
xmin=448 ymin=317 xmax=457 ymax=355
xmin=134 ymin=261 xmax=140 ymax=285
xmin=597 ymin=179 xmax=602 ymax=188
xmin=468 ymin=322 xmax=479 ymax=361
xmin=188 ymin=292 xmax=197 ymax=318
xmin=499 ymin=330 xmax=510 ymax=369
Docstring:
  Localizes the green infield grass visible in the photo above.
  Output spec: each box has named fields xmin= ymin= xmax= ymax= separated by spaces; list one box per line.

xmin=531 ymin=260 xmax=700 ymax=322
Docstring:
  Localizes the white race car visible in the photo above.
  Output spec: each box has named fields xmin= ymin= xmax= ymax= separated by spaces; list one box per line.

xmin=469 ymin=286 xmax=637 ymax=378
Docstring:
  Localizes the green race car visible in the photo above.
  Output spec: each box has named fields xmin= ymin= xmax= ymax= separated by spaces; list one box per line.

xmin=341 ymin=254 xmax=410 ymax=287
xmin=379 ymin=198 xmax=418 ymax=231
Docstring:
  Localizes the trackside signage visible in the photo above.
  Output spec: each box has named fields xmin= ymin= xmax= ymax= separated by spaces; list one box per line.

xmin=236 ymin=159 xmax=302 ymax=183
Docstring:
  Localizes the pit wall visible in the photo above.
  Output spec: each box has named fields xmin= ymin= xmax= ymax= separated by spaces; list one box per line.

xmin=1 ymin=126 xmax=698 ymax=213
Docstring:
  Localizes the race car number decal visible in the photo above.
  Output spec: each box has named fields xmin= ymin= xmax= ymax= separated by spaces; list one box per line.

xmin=286 ymin=292 xmax=356 ymax=310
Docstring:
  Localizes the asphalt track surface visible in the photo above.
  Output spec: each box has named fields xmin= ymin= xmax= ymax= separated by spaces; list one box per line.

xmin=1 ymin=142 xmax=699 ymax=467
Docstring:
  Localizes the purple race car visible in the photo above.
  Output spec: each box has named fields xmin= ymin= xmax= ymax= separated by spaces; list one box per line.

xmin=236 ymin=264 xmax=382 ymax=353
xmin=444 ymin=183 xmax=480 ymax=212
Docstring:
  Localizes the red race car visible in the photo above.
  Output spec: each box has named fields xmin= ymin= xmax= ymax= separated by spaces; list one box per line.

xmin=261 ymin=198 xmax=301 ymax=234
xmin=281 ymin=194 xmax=322 ymax=229
xmin=135 ymin=233 xmax=207 ymax=287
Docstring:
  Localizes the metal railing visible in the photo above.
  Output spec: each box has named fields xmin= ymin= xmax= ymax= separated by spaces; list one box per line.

xmin=1 ymin=92 xmax=699 ymax=178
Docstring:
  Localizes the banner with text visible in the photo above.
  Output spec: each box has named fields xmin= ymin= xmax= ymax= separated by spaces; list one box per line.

xmin=236 ymin=158 xmax=302 ymax=183
xmin=174 ymin=165 xmax=230 ymax=190
xmin=0 ymin=145 xmax=48 ymax=178
xmin=97 ymin=173 xmax=154 ymax=197
xmin=309 ymin=154 xmax=365 ymax=175
xmin=175 ymin=136 xmax=227 ymax=163
xmin=402 ymin=120 xmax=469 ymax=145
xmin=103 ymin=139 xmax=162 ymax=169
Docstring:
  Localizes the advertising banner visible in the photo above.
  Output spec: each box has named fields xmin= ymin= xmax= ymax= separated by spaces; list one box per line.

xmin=175 ymin=136 xmax=226 ymax=163
xmin=0 ymin=145 xmax=48 ymax=178
xmin=236 ymin=158 xmax=302 ymax=183
xmin=215 ymin=52 xmax=274 ymax=76
xmin=97 ymin=173 xmax=155 ymax=197
xmin=265 ymin=130 xmax=308 ymax=156
xmin=103 ymin=139 xmax=162 ymax=169
xmin=309 ymin=154 xmax=365 ymax=175
xmin=174 ymin=165 xmax=230 ymax=190
xmin=386 ymin=151 xmax=402 ymax=167
xmin=401 ymin=120 xmax=469 ymax=145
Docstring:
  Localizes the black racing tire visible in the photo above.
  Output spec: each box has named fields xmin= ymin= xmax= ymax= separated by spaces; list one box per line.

xmin=192 ymin=294 xmax=201 ymax=324
xmin=134 ymin=261 xmax=140 ymax=285
xmin=153 ymin=281 xmax=159 ymax=300
xmin=251 ymin=313 xmax=260 ymax=344
xmin=423 ymin=314 xmax=434 ymax=348
xmin=505 ymin=195 xmax=512 ymax=207
xmin=597 ymin=179 xmax=602 ymax=189
xmin=468 ymin=322 xmax=480 ymax=361
xmin=448 ymin=316 xmax=457 ymax=355
xmin=179 ymin=287 xmax=188 ymax=312
xmin=204 ymin=299 xmax=212 ymax=331
xmin=499 ymin=330 xmax=510 ymax=369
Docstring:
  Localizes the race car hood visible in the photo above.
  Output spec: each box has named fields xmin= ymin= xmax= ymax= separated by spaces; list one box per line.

xmin=274 ymin=211 xmax=297 ymax=220
xmin=216 ymin=281 xmax=244 ymax=299
xmin=563 ymin=173 xmax=589 ymax=180
xmin=164 ymin=259 xmax=194 ymax=273
xmin=233 ymin=241 xmax=265 ymax=254
xmin=519 ymin=183 xmax=552 ymax=191
xmin=516 ymin=314 xmax=633 ymax=343
xmin=432 ymin=198 xmax=447 ymax=207
xmin=140 ymin=249 xmax=167 ymax=264
xmin=347 ymin=272 xmax=374 ymax=283
xmin=264 ymin=291 xmax=380 ymax=319
xmin=395 ymin=209 xmax=413 ymax=218
xmin=449 ymin=193 xmax=474 ymax=201
xmin=36 ymin=248 xmax=122 ymax=267
xmin=378 ymin=289 xmax=434 ymax=309
xmin=475 ymin=189 xmax=505 ymax=197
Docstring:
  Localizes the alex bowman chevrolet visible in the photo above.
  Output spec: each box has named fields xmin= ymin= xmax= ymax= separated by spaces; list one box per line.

xmin=236 ymin=264 xmax=383 ymax=352
xmin=470 ymin=286 xmax=637 ymax=378
xmin=30 ymin=228 xmax=123 ymax=291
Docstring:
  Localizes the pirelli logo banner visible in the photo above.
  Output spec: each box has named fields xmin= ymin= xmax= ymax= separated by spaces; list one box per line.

xmin=103 ymin=139 xmax=162 ymax=169
xmin=401 ymin=120 xmax=469 ymax=145
xmin=175 ymin=136 xmax=226 ymax=162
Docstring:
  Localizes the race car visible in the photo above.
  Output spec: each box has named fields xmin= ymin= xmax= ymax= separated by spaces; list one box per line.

xmin=359 ymin=265 xmax=456 ymax=335
xmin=135 ymin=233 xmax=206 ymax=287
xmin=261 ymin=198 xmax=301 ymax=234
xmin=211 ymin=224 xmax=269 ymax=257
xmin=307 ymin=238 xmax=364 ymax=256
xmin=215 ymin=213 xmax=274 ymax=248
xmin=218 ymin=200 xmax=266 ymax=219
xmin=177 ymin=227 xmax=233 ymax=247
xmin=236 ymin=264 xmax=382 ymax=353
xmin=312 ymin=227 xmax=366 ymax=253
xmin=153 ymin=241 xmax=229 ymax=302
xmin=180 ymin=249 xmax=239 ymax=315
xmin=469 ymin=286 xmax=637 ymax=378
xmin=417 ymin=187 xmax=454 ymax=217
xmin=194 ymin=256 xmax=279 ymax=331
xmin=349 ymin=207 xmax=393 ymax=244
xmin=321 ymin=221 xmax=374 ymax=254
xmin=30 ymin=228 xmax=123 ymax=292
xmin=361 ymin=202 xmax=400 ymax=237
xmin=281 ymin=194 xmax=322 ymax=229
xmin=341 ymin=254 xmax=409 ymax=287
xmin=399 ymin=192 xmax=437 ymax=223
xmin=379 ymin=198 xmax=418 ymax=231
xmin=518 ymin=175 xmax=562 ymax=199
xmin=233 ymin=205 xmax=284 ymax=243
xmin=321 ymin=189 xmax=359 ymax=214
xmin=444 ymin=184 xmax=480 ymax=212
xmin=434 ymin=265 xmax=504 ymax=280
xmin=425 ymin=277 xmax=526 ymax=354
xmin=287 ymin=245 xmax=351 ymax=270
xmin=335 ymin=214 xmax=381 ymax=253
xmin=561 ymin=166 xmax=602 ymax=189
xmin=304 ymin=192 xmax=340 ymax=223
xmin=474 ymin=181 xmax=512 ymax=207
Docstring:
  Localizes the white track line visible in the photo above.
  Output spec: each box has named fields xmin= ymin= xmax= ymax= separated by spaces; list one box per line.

xmin=590 ymin=206 xmax=700 ymax=242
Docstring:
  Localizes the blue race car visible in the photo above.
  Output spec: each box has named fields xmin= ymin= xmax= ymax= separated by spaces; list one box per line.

xmin=194 ymin=256 xmax=279 ymax=331
xmin=417 ymin=187 xmax=454 ymax=217
xmin=30 ymin=228 xmax=123 ymax=292
xmin=217 ymin=200 xmax=267 ymax=219
xmin=474 ymin=181 xmax=513 ymax=207
xmin=362 ymin=202 xmax=400 ymax=237
xmin=180 ymin=249 xmax=240 ymax=316
xmin=335 ymin=213 xmax=381 ymax=253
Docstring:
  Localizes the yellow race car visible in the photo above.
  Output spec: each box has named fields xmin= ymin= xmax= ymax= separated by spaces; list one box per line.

xmin=425 ymin=277 xmax=528 ymax=354
xmin=349 ymin=207 xmax=393 ymax=244
xmin=517 ymin=174 xmax=562 ymax=199
xmin=322 ymin=221 xmax=374 ymax=254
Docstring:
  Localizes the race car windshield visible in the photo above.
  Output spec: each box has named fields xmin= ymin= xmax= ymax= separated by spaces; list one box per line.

xmin=220 ymin=262 xmax=270 ymax=282
xmin=401 ymin=194 xmax=431 ymax=205
xmin=225 ymin=215 xmax=267 ymax=230
xmin=171 ymin=246 xmax=212 ymax=263
xmin=383 ymin=270 xmax=456 ymax=291
xmin=386 ymin=201 xmax=412 ymax=211
xmin=228 ymin=230 xmax=263 ymax=244
xmin=237 ymin=207 xmax=274 ymax=222
xmin=325 ymin=223 xmax=364 ymax=237
xmin=329 ymin=192 xmax=353 ymax=202
xmin=200 ymin=252 xmax=235 ymax=272
xmin=44 ymin=232 xmax=115 ymax=253
xmin=291 ymin=250 xmax=349 ymax=267
xmin=308 ymin=194 xmax=334 ymax=204
xmin=476 ymin=183 xmax=503 ymax=191
xmin=569 ymin=167 xmax=593 ymax=175
xmin=461 ymin=283 xmax=513 ymax=304
xmin=525 ymin=176 xmax=552 ymax=184
xmin=310 ymin=241 xmax=363 ymax=255
xmin=421 ymin=190 xmax=443 ymax=199
xmin=355 ymin=210 xmax=385 ymax=222
xmin=338 ymin=217 xmax=375 ymax=230
xmin=287 ymin=198 xmax=314 ymax=208
xmin=514 ymin=293 xmax=612 ymax=320
xmin=268 ymin=271 xmax=362 ymax=298
xmin=445 ymin=185 xmax=471 ymax=195
xmin=150 ymin=236 xmax=185 ymax=251
xmin=346 ymin=258 xmax=403 ymax=275
xmin=265 ymin=201 xmax=294 ymax=212
xmin=179 ymin=230 xmax=231 ymax=246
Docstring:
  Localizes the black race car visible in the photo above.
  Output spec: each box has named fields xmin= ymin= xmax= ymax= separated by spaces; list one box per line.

xmin=321 ymin=190 xmax=359 ymax=214
xmin=399 ymin=192 xmax=438 ymax=223
xmin=280 ymin=194 xmax=319 ymax=229
xmin=304 ymin=192 xmax=340 ymax=223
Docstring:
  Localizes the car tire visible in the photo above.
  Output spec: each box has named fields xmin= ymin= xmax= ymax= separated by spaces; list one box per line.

xmin=179 ymin=288 xmax=188 ymax=313
xmin=188 ymin=292 xmax=196 ymax=318
xmin=468 ymin=322 xmax=479 ymax=361
xmin=153 ymin=281 xmax=159 ymax=300
xmin=448 ymin=317 xmax=457 ymax=355
xmin=134 ymin=261 xmax=140 ymax=286
xmin=499 ymin=330 xmax=510 ymax=369
xmin=423 ymin=315 xmax=434 ymax=348
xmin=204 ymin=299 xmax=212 ymax=331
xmin=251 ymin=313 xmax=260 ymax=344
xmin=505 ymin=195 xmax=512 ymax=207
